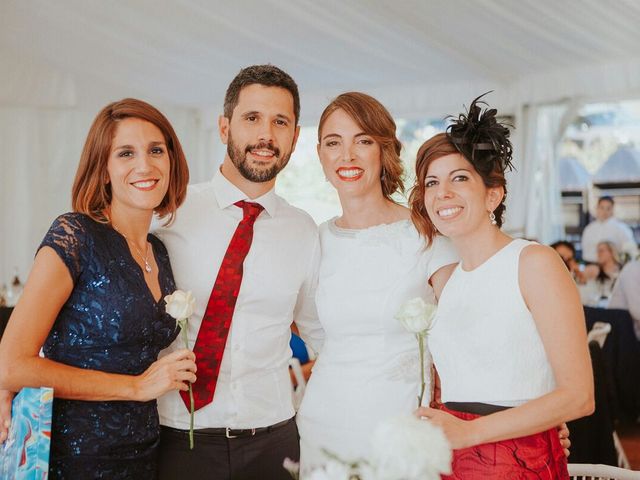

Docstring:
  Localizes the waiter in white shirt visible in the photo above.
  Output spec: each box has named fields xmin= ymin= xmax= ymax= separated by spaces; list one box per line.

xmin=155 ymin=65 xmax=324 ymax=480
xmin=581 ymin=195 xmax=637 ymax=263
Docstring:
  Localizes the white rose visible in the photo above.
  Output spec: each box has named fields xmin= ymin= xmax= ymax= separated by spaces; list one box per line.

xmin=370 ymin=415 xmax=451 ymax=480
xmin=164 ymin=290 xmax=195 ymax=320
xmin=395 ymin=297 xmax=437 ymax=334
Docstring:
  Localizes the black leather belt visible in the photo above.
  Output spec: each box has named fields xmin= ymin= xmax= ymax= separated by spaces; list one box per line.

xmin=444 ymin=402 xmax=512 ymax=416
xmin=162 ymin=417 xmax=293 ymax=439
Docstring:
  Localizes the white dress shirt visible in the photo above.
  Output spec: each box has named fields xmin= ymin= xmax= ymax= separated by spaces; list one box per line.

xmin=581 ymin=217 xmax=636 ymax=263
xmin=154 ymin=170 xmax=323 ymax=429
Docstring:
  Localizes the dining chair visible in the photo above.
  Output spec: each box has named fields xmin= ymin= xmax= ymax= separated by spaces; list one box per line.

xmin=588 ymin=322 xmax=612 ymax=348
xmin=568 ymin=463 xmax=640 ymax=479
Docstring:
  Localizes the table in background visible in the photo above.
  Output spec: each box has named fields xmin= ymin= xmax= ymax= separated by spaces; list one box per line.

xmin=568 ymin=341 xmax=617 ymax=465
xmin=584 ymin=306 xmax=640 ymax=421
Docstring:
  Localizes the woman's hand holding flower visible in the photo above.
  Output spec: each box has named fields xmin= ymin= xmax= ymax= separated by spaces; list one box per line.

xmin=134 ymin=349 xmax=196 ymax=402
xmin=416 ymin=406 xmax=479 ymax=450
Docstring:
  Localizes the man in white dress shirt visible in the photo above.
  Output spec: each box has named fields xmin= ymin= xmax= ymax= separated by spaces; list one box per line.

xmin=155 ymin=65 xmax=324 ymax=479
xmin=581 ymin=196 xmax=637 ymax=263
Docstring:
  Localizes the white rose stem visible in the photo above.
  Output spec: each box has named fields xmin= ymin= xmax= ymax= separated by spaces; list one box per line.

xmin=417 ymin=332 xmax=426 ymax=408
xmin=179 ymin=318 xmax=195 ymax=449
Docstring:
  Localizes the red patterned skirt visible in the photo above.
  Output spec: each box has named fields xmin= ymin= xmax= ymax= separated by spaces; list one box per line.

xmin=440 ymin=405 xmax=569 ymax=480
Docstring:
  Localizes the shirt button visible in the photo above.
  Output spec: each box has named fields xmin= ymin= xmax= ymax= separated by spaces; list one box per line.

xmin=233 ymin=344 xmax=240 ymax=351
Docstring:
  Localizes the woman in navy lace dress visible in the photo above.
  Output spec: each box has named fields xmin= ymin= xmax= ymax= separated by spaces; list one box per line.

xmin=0 ymin=99 xmax=196 ymax=479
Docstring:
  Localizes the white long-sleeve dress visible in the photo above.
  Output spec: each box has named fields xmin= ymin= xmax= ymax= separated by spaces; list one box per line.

xmin=296 ymin=219 xmax=457 ymax=472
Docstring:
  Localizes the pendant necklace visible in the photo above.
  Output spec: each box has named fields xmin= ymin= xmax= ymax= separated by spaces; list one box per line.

xmin=112 ymin=225 xmax=152 ymax=273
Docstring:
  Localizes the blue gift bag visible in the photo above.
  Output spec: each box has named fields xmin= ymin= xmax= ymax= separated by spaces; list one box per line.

xmin=0 ymin=387 xmax=53 ymax=479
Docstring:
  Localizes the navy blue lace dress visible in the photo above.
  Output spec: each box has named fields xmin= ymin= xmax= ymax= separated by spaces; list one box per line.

xmin=39 ymin=213 xmax=179 ymax=479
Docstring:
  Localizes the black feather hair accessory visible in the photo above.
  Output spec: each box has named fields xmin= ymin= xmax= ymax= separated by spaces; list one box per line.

xmin=446 ymin=92 xmax=514 ymax=176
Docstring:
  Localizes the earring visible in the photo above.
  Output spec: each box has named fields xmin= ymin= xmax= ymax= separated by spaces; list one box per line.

xmin=489 ymin=211 xmax=497 ymax=225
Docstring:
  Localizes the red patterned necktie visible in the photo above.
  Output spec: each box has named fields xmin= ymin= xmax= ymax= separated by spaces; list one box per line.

xmin=181 ymin=200 xmax=264 ymax=411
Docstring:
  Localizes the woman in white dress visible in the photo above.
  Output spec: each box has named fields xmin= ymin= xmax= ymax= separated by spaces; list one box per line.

xmin=410 ymin=97 xmax=594 ymax=479
xmin=295 ymin=92 xmax=458 ymax=471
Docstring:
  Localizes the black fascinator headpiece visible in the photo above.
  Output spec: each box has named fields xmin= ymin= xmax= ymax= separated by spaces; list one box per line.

xmin=446 ymin=92 xmax=514 ymax=176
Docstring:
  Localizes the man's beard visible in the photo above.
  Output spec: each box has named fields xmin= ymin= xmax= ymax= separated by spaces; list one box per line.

xmin=227 ymin=132 xmax=292 ymax=183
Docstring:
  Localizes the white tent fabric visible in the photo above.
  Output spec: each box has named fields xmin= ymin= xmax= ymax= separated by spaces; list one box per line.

xmin=594 ymin=147 xmax=640 ymax=184
xmin=559 ymin=157 xmax=591 ymax=191
xmin=0 ymin=105 xmax=224 ymax=283
xmin=3 ymin=0 xmax=640 ymax=281
xmin=516 ymin=102 xmax=569 ymax=243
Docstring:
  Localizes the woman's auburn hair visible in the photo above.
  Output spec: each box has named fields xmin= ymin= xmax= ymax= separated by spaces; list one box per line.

xmin=317 ymin=92 xmax=404 ymax=201
xmin=409 ymin=133 xmax=458 ymax=246
xmin=409 ymin=132 xmax=508 ymax=246
xmin=71 ymin=98 xmax=189 ymax=225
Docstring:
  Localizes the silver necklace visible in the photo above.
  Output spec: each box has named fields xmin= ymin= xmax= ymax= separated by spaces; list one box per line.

xmin=113 ymin=225 xmax=152 ymax=273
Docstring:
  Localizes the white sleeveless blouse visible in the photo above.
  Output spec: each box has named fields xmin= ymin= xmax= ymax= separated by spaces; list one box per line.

xmin=428 ymin=239 xmax=556 ymax=406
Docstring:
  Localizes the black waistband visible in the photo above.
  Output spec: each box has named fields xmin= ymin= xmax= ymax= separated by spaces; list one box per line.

xmin=444 ymin=402 xmax=512 ymax=416
xmin=161 ymin=417 xmax=293 ymax=439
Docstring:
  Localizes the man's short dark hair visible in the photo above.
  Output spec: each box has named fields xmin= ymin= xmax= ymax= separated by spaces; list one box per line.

xmin=223 ymin=65 xmax=300 ymax=124
xmin=598 ymin=195 xmax=614 ymax=206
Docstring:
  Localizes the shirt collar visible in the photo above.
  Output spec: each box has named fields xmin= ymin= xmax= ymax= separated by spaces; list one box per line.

xmin=211 ymin=168 xmax=279 ymax=218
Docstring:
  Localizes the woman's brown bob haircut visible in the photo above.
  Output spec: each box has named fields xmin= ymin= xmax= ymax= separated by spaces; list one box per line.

xmin=318 ymin=92 xmax=404 ymax=201
xmin=409 ymin=133 xmax=508 ymax=246
xmin=71 ymin=98 xmax=189 ymax=225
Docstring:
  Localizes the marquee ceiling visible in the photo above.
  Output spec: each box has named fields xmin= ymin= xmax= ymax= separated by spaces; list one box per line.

xmin=3 ymin=0 xmax=640 ymax=119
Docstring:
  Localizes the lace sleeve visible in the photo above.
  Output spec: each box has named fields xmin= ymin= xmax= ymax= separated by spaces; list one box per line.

xmin=38 ymin=213 xmax=89 ymax=283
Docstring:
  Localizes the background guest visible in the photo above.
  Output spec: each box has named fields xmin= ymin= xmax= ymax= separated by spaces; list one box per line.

xmin=581 ymin=196 xmax=637 ymax=263
xmin=608 ymin=259 xmax=640 ymax=340
xmin=579 ymin=241 xmax=622 ymax=307
xmin=551 ymin=240 xmax=586 ymax=282
xmin=290 ymin=331 xmax=315 ymax=386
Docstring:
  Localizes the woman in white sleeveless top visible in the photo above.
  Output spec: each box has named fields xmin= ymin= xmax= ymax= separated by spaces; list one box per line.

xmin=295 ymin=93 xmax=458 ymax=474
xmin=408 ymin=97 xmax=594 ymax=479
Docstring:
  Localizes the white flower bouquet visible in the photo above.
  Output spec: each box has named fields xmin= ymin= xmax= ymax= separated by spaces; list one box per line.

xmin=285 ymin=414 xmax=451 ymax=480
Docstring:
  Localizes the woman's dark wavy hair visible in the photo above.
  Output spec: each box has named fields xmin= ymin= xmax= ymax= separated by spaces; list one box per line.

xmin=410 ymin=93 xmax=514 ymax=244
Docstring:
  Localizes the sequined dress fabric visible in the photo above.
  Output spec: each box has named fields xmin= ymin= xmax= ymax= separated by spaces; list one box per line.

xmin=39 ymin=213 xmax=179 ymax=479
